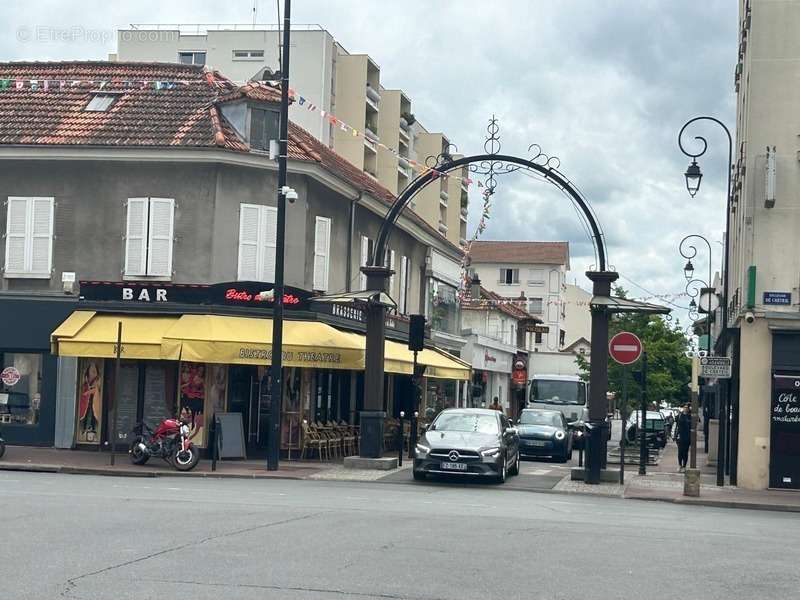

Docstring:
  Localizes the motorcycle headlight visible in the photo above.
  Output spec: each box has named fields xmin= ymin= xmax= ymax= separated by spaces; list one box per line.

xmin=555 ymin=431 xmax=566 ymax=440
xmin=415 ymin=444 xmax=430 ymax=458
xmin=575 ymin=430 xmax=584 ymax=438
xmin=481 ymin=447 xmax=501 ymax=457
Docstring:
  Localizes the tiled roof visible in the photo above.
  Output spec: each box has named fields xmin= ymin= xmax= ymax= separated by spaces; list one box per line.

xmin=0 ymin=61 xmax=460 ymax=254
xmin=469 ymin=241 xmax=570 ymax=267
xmin=462 ymin=285 xmax=541 ymax=323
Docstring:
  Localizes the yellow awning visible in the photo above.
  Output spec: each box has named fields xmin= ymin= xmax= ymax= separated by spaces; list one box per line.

xmin=384 ymin=340 xmax=471 ymax=380
xmin=51 ymin=311 xmax=181 ymax=360
xmin=161 ymin=314 xmax=365 ymax=370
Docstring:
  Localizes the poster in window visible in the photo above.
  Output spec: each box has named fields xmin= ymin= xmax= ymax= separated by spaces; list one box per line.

xmin=76 ymin=358 xmax=104 ymax=444
xmin=207 ymin=364 xmax=227 ymax=417
xmin=180 ymin=362 xmax=206 ymax=446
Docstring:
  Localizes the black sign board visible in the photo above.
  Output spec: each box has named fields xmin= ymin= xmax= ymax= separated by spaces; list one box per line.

xmin=770 ymin=374 xmax=800 ymax=489
xmin=79 ymin=281 xmax=314 ymax=311
xmin=215 ymin=412 xmax=247 ymax=459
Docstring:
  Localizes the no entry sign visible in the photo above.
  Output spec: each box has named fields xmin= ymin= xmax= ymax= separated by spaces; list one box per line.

xmin=609 ymin=332 xmax=643 ymax=365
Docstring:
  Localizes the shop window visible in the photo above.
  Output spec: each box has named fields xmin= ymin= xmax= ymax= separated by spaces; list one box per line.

xmin=125 ymin=197 xmax=175 ymax=278
xmin=427 ymin=278 xmax=460 ymax=335
xmin=535 ymin=332 xmax=543 ymax=344
xmin=0 ymin=353 xmax=43 ymax=425
xmin=238 ymin=203 xmax=277 ymax=282
xmin=4 ymin=196 xmax=54 ymax=278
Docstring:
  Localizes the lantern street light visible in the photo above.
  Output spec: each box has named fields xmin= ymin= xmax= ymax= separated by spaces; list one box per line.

xmin=684 ymin=160 xmax=703 ymax=198
xmin=684 ymin=260 xmax=694 ymax=281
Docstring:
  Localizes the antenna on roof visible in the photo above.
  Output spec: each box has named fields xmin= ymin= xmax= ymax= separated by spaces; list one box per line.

xmin=252 ymin=0 xmax=258 ymax=26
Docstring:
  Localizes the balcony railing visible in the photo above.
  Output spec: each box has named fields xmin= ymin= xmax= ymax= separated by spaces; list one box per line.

xmin=460 ymin=207 xmax=468 ymax=221
xmin=438 ymin=221 xmax=448 ymax=234
xmin=365 ymin=85 xmax=381 ymax=110
xmin=439 ymin=190 xmax=449 ymax=206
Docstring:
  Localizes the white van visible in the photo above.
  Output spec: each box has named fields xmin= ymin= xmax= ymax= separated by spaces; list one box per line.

xmin=527 ymin=374 xmax=588 ymax=425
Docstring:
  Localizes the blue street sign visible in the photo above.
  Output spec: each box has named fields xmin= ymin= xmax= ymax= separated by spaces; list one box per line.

xmin=764 ymin=291 xmax=792 ymax=305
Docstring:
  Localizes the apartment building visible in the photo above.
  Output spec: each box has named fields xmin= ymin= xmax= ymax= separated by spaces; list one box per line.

xmin=719 ymin=0 xmax=800 ymax=491
xmin=113 ymin=24 xmax=467 ymax=248
xmin=0 ymin=61 xmax=469 ymax=452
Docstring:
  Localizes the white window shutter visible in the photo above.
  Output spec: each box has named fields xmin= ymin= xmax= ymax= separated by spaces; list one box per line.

xmin=4 ymin=197 xmax=29 ymax=273
xmin=398 ymin=255 xmax=408 ymax=314
xmin=146 ymin=198 xmax=174 ymax=277
xmin=313 ymin=216 xmax=331 ymax=291
xmin=124 ymin=198 xmax=148 ymax=276
xmin=237 ymin=203 xmax=261 ymax=280
xmin=29 ymin=197 xmax=54 ymax=274
xmin=389 ymin=249 xmax=396 ymax=298
xmin=261 ymin=206 xmax=278 ymax=283
xmin=359 ymin=235 xmax=369 ymax=290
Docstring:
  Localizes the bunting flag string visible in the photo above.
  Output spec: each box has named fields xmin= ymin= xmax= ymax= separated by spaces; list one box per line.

xmin=0 ymin=77 xmax=194 ymax=92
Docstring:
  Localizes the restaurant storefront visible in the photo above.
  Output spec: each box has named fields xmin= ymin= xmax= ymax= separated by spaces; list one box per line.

xmin=49 ymin=281 xmax=470 ymax=457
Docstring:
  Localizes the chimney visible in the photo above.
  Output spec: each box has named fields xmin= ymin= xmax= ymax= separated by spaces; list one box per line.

xmin=469 ymin=275 xmax=482 ymax=301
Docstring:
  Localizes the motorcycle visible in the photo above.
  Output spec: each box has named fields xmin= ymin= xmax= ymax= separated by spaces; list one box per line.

xmin=128 ymin=417 xmax=200 ymax=471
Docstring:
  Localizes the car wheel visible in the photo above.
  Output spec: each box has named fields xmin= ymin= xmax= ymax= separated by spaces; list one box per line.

xmin=509 ymin=451 xmax=520 ymax=476
xmin=496 ymin=457 xmax=507 ymax=484
xmin=412 ymin=470 xmax=426 ymax=481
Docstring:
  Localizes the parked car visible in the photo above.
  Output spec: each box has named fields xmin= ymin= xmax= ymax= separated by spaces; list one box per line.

xmin=516 ymin=409 xmax=573 ymax=462
xmin=413 ymin=408 xmax=520 ymax=483
xmin=625 ymin=410 xmax=667 ymax=448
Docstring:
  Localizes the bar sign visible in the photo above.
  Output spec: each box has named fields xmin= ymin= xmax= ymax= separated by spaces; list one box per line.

xmin=764 ymin=291 xmax=791 ymax=305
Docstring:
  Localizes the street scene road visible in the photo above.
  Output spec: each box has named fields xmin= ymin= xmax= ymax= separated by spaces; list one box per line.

xmin=3 ymin=470 xmax=798 ymax=600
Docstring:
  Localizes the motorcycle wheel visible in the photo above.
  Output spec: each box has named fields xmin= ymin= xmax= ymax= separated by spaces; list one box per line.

xmin=0 ymin=440 xmax=5 ymax=460
xmin=172 ymin=443 xmax=200 ymax=472
xmin=129 ymin=439 xmax=149 ymax=465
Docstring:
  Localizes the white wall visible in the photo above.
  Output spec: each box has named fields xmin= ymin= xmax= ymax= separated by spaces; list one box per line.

xmin=563 ymin=283 xmax=592 ymax=347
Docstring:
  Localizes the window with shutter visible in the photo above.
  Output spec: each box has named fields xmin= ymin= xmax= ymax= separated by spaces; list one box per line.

xmin=313 ymin=216 xmax=331 ymax=291
xmin=389 ymin=249 xmax=396 ymax=298
xmin=359 ymin=236 xmax=369 ymax=290
xmin=124 ymin=197 xmax=174 ymax=278
xmin=237 ymin=203 xmax=277 ymax=282
xmin=4 ymin=196 xmax=54 ymax=278
xmin=146 ymin=198 xmax=174 ymax=277
xmin=398 ymin=255 xmax=408 ymax=314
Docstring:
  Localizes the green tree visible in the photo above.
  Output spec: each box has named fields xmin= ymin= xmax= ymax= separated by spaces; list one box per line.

xmin=576 ymin=287 xmax=692 ymax=415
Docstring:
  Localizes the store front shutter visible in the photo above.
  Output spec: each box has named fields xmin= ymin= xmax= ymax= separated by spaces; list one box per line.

xmin=313 ymin=216 xmax=331 ymax=291
xmin=30 ymin=197 xmax=54 ymax=275
xmin=262 ymin=206 xmax=278 ymax=283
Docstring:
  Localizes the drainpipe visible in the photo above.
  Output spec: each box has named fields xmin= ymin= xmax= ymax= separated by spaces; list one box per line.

xmin=346 ymin=192 xmax=363 ymax=292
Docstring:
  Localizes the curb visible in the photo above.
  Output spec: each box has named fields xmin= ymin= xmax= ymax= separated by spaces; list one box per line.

xmin=0 ymin=462 xmax=308 ymax=481
xmin=626 ymin=492 xmax=800 ymax=514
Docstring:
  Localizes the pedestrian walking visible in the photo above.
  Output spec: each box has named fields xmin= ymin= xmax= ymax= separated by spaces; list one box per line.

xmin=675 ymin=403 xmax=692 ymax=471
xmin=488 ymin=396 xmax=503 ymax=413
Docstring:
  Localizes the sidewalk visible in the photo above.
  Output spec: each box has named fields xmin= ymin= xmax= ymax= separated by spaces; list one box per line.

xmin=0 ymin=445 xmax=333 ymax=479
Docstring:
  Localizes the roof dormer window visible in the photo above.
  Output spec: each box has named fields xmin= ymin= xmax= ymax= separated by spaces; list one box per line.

xmin=84 ymin=94 xmax=118 ymax=112
xmin=250 ymin=106 xmax=280 ymax=151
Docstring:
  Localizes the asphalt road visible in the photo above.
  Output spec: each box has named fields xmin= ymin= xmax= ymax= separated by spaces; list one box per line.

xmin=2 ymin=471 xmax=799 ymax=600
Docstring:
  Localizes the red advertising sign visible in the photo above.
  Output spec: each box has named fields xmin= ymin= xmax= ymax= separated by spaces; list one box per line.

xmin=1 ymin=366 xmax=21 ymax=386
xmin=609 ymin=331 xmax=643 ymax=365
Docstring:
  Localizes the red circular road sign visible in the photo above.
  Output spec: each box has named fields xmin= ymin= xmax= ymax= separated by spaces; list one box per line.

xmin=609 ymin=331 xmax=643 ymax=365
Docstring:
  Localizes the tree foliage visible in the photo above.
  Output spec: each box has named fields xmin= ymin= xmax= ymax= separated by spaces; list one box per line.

xmin=576 ymin=287 xmax=692 ymax=414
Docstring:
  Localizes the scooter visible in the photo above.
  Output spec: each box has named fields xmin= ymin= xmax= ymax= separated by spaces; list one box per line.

xmin=128 ymin=417 xmax=200 ymax=471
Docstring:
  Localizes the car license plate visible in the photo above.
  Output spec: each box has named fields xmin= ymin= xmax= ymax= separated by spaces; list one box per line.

xmin=526 ymin=440 xmax=547 ymax=447
xmin=440 ymin=462 xmax=467 ymax=471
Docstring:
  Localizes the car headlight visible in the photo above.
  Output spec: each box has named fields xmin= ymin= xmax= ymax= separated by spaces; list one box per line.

xmin=554 ymin=431 xmax=565 ymax=440
xmin=481 ymin=447 xmax=501 ymax=457
xmin=415 ymin=444 xmax=430 ymax=458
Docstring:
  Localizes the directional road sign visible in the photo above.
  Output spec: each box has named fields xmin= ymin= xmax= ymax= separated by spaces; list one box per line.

xmin=699 ymin=356 xmax=732 ymax=379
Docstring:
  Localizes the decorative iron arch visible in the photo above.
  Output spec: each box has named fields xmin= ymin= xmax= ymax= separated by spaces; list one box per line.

xmin=371 ymin=134 xmax=608 ymax=273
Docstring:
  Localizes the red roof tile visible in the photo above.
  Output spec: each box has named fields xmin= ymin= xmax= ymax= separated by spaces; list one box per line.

xmin=0 ymin=61 xmax=460 ymax=254
xmin=468 ymin=241 xmax=569 ymax=267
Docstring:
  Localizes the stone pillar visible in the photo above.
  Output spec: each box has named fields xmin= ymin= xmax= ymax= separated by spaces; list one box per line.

xmin=360 ymin=265 xmax=393 ymax=458
xmin=584 ymin=271 xmax=619 ymax=484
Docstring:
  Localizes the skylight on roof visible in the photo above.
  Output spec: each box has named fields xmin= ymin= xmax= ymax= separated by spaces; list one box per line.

xmin=84 ymin=94 xmax=117 ymax=112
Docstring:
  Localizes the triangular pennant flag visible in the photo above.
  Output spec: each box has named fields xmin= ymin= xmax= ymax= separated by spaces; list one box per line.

xmin=351 ymin=128 xmax=358 ymax=137
xmin=340 ymin=121 xmax=348 ymax=132
xmin=298 ymin=96 xmax=306 ymax=106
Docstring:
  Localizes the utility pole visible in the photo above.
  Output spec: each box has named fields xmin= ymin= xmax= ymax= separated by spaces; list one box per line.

xmin=266 ymin=0 xmax=292 ymax=471
xmin=638 ymin=352 xmax=648 ymax=476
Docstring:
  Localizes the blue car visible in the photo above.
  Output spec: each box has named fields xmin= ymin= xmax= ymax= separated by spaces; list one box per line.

xmin=516 ymin=409 xmax=573 ymax=462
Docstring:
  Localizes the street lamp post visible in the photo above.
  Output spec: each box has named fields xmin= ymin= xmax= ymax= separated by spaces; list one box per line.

xmin=266 ymin=0 xmax=292 ymax=471
xmin=678 ymin=117 xmax=734 ymax=487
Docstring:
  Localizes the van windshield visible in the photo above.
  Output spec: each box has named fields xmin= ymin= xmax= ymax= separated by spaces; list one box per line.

xmin=530 ymin=380 xmax=586 ymax=406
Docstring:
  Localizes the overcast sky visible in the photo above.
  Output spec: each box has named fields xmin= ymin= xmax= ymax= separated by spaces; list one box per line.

xmin=2 ymin=0 xmax=736 ymax=320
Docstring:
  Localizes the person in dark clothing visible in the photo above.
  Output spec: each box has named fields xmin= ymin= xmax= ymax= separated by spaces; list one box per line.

xmin=675 ymin=404 xmax=692 ymax=470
